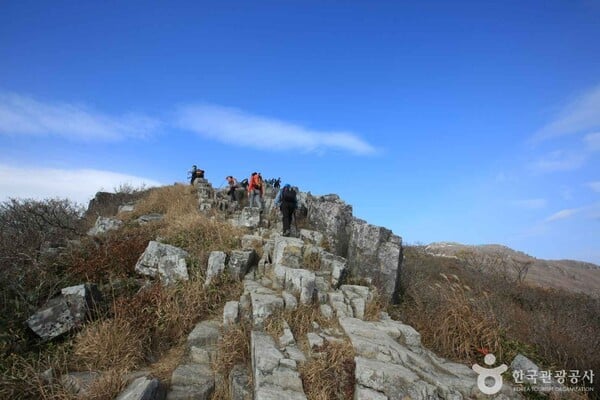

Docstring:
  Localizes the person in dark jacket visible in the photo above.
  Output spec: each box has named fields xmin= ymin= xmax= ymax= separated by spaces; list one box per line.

xmin=275 ymin=183 xmax=297 ymax=236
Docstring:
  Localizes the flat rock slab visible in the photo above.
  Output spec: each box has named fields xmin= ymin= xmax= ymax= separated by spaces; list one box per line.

xmin=116 ymin=376 xmax=165 ymax=400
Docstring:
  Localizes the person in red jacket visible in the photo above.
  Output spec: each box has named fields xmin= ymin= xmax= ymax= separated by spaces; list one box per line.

xmin=248 ymin=172 xmax=264 ymax=209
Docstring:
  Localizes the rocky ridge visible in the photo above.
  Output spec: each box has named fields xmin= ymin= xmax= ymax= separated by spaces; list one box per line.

xmin=29 ymin=178 xmax=537 ymax=399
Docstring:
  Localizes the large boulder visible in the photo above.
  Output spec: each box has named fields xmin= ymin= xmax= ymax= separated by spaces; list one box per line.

xmin=272 ymin=236 xmax=304 ymax=269
xmin=135 ymin=241 xmax=189 ymax=285
xmin=306 ymin=194 xmax=353 ymax=257
xmin=86 ymin=191 xmax=146 ymax=218
xmin=228 ymin=250 xmax=257 ymax=280
xmin=26 ymin=284 xmax=102 ymax=340
xmin=347 ymin=218 xmax=403 ymax=301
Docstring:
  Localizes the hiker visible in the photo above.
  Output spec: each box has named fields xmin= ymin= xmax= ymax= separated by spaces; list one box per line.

xmin=247 ymin=172 xmax=264 ymax=208
xmin=274 ymin=177 xmax=281 ymax=189
xmin=275 ymin=183 xmax=297 ymax=236
xmin=226 ymin=175 xmax=239 ymax=201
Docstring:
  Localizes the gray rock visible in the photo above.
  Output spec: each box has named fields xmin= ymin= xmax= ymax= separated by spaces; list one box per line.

xmin=60 ymin=371 xmax=100 ymax=396
xmin=307 ymin=332 xmax=324 ymax=349
xmin=189 ymin=345 xmax=216 ymax=364
xmin=273 ymin=265 xmax=316 ymax=304
xmin=136 ymin=213 xmax=164 ymax=224
xmin=347 ymin=218 xmax=403 ymax=301
xmin=282 ymin=291 xmax=298 ymax=311
xmin=118 ymin=203 xmax=136 ymax=213
xmin=245 ymin=280 xmax=284 ymax=327
xmin=299 ymin=229 xmax=324 ymax=246
xmin=116 ymin=377 xmax=164 ymax=400
xmin=223 ymin=301 xmax=240 ymax=326
xmin=511 ymin=354 xmax=564 ymax=392
xmin=187 ymin=320 xmax=220 ymax=347
xmin=238 ymin=207 xmax=261 ymax=228
xmin=26 ymin=284 xmax=101 ymax=341
xmin=272 ymin=236 xmax=305 ymax=268
xmin=320 ymin=304 xmax=333 ymax=319
xmin=229 ymin=364 xmax=252 ymax=400
xmin=319 ymin=251 xmax=348 ymax=288
xmin=340 ymin=285 xmax=372 ymax=320
xmin=306 ymin=194 xmax=353 ymax=257
xmin=251 ymin=331 xmax=307 ymax=400
xmin=205 ymin=251 xmax=227 ymax=286
xmin=135 ymin=241 xmax=189 ymax=285
xmin=338 ymin=317 xmax=518 ymax=399
xmin=228 ymin=250 xmax=256 ymax=280
xmin=170 ymin=363 xmax=214 ymax=387
xmin=87 ymin=216 xmax=123 ymax=236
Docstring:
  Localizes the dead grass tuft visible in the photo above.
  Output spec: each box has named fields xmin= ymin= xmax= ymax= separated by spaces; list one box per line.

xmin=149 ymin=344 xmax=186 ymax=382
xmin=302 ymin=251 xmax=321 ymax=271
xmin=285 ymin=304 xmax=332 ymax=340
xmin=299 ymin=339 xmax=355 ymax=400
xmin=73 ymin=317 xmax=144 ymax=372
xmin=213 ymin=322 xmax=251 ymax=380
xmin=364 ymin=290 xmax=387 ymax=321
xmin=83 ymin=369 xmax=125 ymax=400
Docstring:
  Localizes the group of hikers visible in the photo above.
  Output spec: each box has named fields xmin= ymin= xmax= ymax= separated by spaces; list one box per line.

xmin=189 ymin=166 xmax=297 ymax=237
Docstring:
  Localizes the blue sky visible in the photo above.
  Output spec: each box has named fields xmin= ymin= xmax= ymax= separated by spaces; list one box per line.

xmin=1 ymin=1 xmax=599 ymax=263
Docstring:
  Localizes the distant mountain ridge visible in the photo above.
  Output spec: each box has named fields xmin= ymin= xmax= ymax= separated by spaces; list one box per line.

xmin=424 ymin=242 xmax=600 ymax=296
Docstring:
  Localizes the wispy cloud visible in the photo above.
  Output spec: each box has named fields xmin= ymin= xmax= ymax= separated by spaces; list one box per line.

xmin=530 ymin=150 xmax=587 ymax=173
xmin=175 ymin=104 xmax=377 ymax=155
xmin=587 ymin=181 xmax=600 ymax=193
xmin=512 ymin=198 xmax=547 ymax=209
xmin=534 ymin=84 xmax=600 ymax=141
xmin=584 ymin=132 xmax=600 ymax=151
xmin=0 ymin=163 xmax=161 ymax=205
xmin=545 ymin=208 xmax=580 ymax=222
xmin=0 ymin=92 xmax=160 ymax=141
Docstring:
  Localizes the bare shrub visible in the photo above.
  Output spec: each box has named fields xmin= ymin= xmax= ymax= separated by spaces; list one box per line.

xmin=299 ymin=340 xmax=355 ymax=400
xmin=65 ymin=224 xmax=156 ymax=282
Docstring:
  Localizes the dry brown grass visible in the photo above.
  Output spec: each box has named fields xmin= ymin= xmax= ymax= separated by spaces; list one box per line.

xmin=0 ymin=349 xmax=75 ymax=400
xmin=149 ymin=344 xmax=186 ymax=382
xmin=83 ymin=369 xmax=125 ymax=400
xmin=398 ymin=246 xmax=600 ymax=395
xmin=213 ymin=322 xmax=251 ymax=380
xmin=130 ymin=185 xmax=198 ymax=219
xmin=364 ymin=290 xmax=387 ymax=321
xmin=73 ymin=317 xmax=144 ymax=372
xmin=285 ymin=304 xmax=333 ymax=340
xmin=160 ymin=213 xmax=243 ymax=261
xmin=302 ymin=251 xmax=321 ymax=271
xmin=299 ymin=339 xmax=355 ymax=400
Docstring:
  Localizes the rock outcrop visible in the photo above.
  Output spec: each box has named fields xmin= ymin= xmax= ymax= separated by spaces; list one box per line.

xmin=348 ymin=218 xmax=403 ymax=301
xmin=135 ymin=241 xmax=190 ymax=285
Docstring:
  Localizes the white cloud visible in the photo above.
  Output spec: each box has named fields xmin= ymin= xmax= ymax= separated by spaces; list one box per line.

xmin=545 ymin=208 xmax=580 ymax=222
xmin=512 ymin=198 xmax=547 ymax=209
xmin=584 ymin=132 xmax=600 ymax=151
xmin=534 ymin=84 xmax=600 ymax=141
xmin=175 ymin=104 xmax=377 ymax=155
xmin=0 ymin=164 xmax=161 ymax=205
xmin=530 ymin=150 xmax=587 ymax=173
xmin=587 ymin=181 xmax=600 ymax=193
xmin=0 ymin=92 xmax=160 ymax=141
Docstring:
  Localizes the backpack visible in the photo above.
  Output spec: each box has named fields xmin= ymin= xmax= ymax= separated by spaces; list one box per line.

xmin=281 ymin=186 xmax=297 ymax=203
